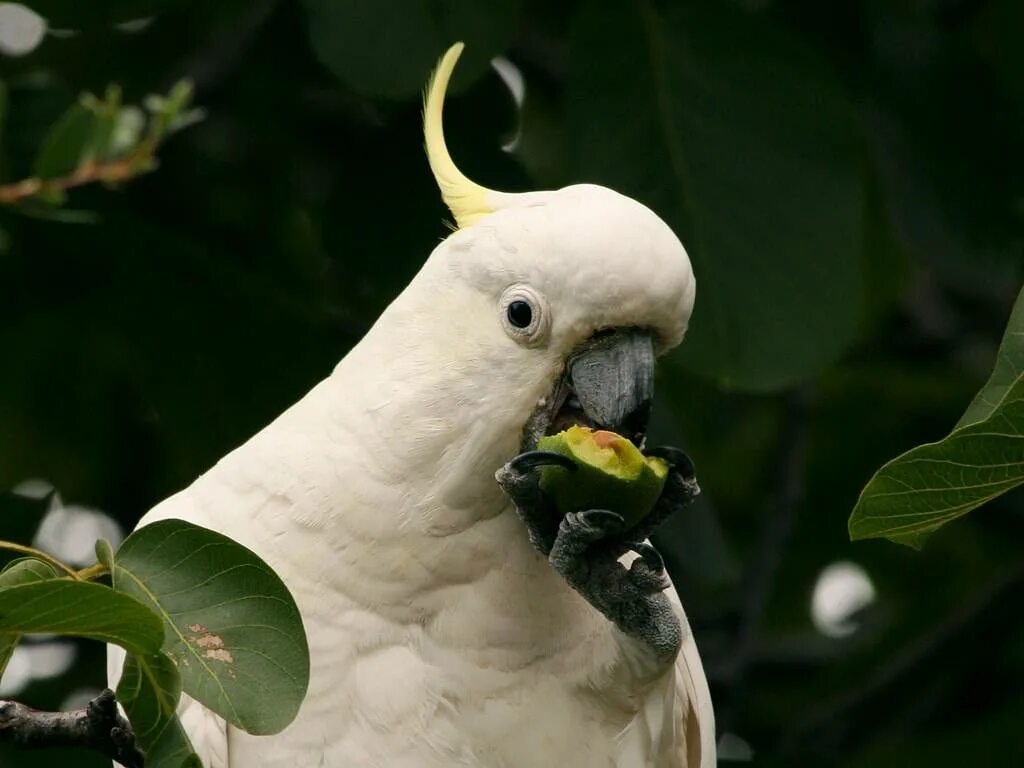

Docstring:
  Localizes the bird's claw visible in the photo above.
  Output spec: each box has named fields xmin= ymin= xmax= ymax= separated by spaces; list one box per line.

xmin=644 ymin=445 xmax=696 ymax=480
xmin=496 ymin=444 xmax=690 ymax=661
xmin=557 ymin=512 xmax=626 ymax=552
xmin=507 ymin=450 xmax=578 ymax=474
xmin=570 ymin=509 xmax=627 ymax=540
xmin=495 ymin=451 xmax=564 ymax=554
xmin=550 ymin=509 xmax=680 ymax=661
xmin=627 ymin=542 xmax=671 ymax=593
xmin=625 ymin=444 xmax=700 ymax=543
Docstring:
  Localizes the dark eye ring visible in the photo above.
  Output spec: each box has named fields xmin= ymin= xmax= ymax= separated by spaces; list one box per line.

xmin=506 ymin=300 xmax=533 ymax=329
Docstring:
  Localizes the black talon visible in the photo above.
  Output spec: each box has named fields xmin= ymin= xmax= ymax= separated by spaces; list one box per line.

xmin=633 ymin=541 xmax=665 ymax=573
xmin=496 ymin=453 xmax=567 ymax=556
xmin=644 ymin=445 xmax=696 ymax=479
xmin=578 ymin=508 xmax=626 ymax=534
xmin=628 ymin=554 xmax=672 ymax=594
xmin=509 ymin=450 xmax=578 ymax=473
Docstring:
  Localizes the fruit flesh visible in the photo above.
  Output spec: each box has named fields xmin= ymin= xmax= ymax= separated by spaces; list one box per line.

xmin=536 ymin=426 xmax=668 ymax=528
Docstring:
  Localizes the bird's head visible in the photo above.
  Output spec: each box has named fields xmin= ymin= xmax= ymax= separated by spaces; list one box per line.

xmin=414 ymin=43 xmax=695 ymax=460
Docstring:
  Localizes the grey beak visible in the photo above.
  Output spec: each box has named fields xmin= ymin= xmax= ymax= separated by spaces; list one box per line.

xmin=569 ymin=329 xmax=655 ymax=440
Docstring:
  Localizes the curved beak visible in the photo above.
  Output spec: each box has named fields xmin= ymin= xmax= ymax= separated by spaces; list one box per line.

xmin=568 ymin=329 xmax=655 ymax=443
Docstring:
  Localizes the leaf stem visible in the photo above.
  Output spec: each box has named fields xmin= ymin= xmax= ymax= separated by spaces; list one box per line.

xmin=75 ymin=562 xmax=109 ymax=582
xmin=0 ymin=541 xmax=81 ymax=581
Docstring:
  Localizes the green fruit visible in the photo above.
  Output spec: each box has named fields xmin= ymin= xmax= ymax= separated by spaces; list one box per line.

xmin=536 ymin=426 xmax=669 ymax=528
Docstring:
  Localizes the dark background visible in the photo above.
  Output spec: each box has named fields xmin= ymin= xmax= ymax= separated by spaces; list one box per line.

xmin=2 ymin=0 xmax=1023 ymax=765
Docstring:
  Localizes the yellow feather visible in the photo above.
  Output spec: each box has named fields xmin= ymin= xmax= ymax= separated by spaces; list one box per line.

xmin=423 ymin=42 xmax=495 ymax=229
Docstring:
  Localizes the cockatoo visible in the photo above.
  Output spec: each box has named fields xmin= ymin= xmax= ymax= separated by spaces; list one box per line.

xmin=109 ymin=42 xmax=715 ymax=768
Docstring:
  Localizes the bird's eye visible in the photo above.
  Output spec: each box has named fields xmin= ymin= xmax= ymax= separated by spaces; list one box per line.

xmin=507 ymin=301 xmax=533 ymax=329
xmin=499 ymin=284 xmax=549 ymax=346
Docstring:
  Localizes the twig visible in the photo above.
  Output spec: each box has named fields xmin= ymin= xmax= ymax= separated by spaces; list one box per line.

xmin=0 ymin=540 xmax=81 ymax=580
xmin=0 ymin=149 xmax=154 ymax=206
xmin=76 ymin=562 xmax=110 ymax=581
xmin=0 ymin=689 xmax=144 ymax=767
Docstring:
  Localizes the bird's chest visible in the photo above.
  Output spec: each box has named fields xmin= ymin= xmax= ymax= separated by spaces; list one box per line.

xmin=232 ymin=637 xmax=624 ymax=768
xmin=228 ymin=576 xmax=631 ymax=768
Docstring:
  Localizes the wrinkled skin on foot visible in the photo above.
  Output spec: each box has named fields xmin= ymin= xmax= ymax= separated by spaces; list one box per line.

xmin=496 ymin=446 xmax=699 ymax=662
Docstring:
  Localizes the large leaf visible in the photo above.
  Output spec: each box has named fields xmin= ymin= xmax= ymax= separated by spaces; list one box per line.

xmin=850 ymin=285 xmax=1024 ymax=547
xmin=301 ymin=0 xmax=522 ymax=99
xmin=566 ymin=0 xmax=865 ymax=390
xmin=0 ymin=558 xmax=57 ymax=677
xmin=117 ymin=651 xmax=201 ymax=768
xmin=957 ymin=286 xmax=1024 ymax=428
xmin=0 ymin=579 xmax=164 ymax=652
xmin=111 ymin=519 xmax=309 ymax=735
xmin=849 ymin=374 xmax=1024 ymax=548
xmin=0 ymin=557 xmax=59 ymax=587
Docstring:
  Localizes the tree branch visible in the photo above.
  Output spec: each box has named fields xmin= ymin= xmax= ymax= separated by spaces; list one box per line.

xmin=0 ymin=150 xmax=154 ymax=206
xmin=0 ymin=689 xmax=144 ymax=768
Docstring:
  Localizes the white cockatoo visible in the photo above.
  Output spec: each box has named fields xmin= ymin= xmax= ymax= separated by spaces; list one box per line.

xmin=109 ymin=42 xmax=715 ymax=768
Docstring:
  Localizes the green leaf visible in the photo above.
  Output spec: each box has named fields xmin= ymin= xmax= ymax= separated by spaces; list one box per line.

xmin=82 ymin=85 xmax=122 ymax=161
xmin=0 ymin=558 xmax=58 ymax=677
xmin=0 ymin=579 xmax=163 ymax=652
xmin=849 ymin=373 xmax=1024 ymax=548
xmin=301 ymin=0 xmax=522 ymax=99
xmin=0 ymin=558 xmax=59 ymax=586
xmin=32 ymin=103 xmax=97 ymax=179
xmin=167 ymin=107 xmax=206 ymax=136
xmin=957 ymin=286 xmax=1024 ymax=428
xmin=566 ymin=1 xmax=865 ymax=391
xmin=117 ymin=651 xmax=200 ymax=768
xmin=143 ymin=80 xmax=199 ymax=143
xmin=107 ymin=106 xmax=145 ymax=157
xmin=117 ymin=651 xmax=180 ymax=743
xmin=111 ymin=519 xmax=310 ymax=735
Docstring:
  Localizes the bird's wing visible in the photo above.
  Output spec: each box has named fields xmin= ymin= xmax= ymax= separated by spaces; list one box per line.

xmin=670 ymin=588 xmax=716 ymax=767
xmin=106 ymin=490 xmax=231 ymax=768
xmin=615 ymin=580 xmax=716 ymax=767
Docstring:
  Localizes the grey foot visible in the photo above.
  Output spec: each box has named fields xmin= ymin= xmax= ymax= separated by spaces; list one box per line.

xmin=495 ymin=450 xmax=574 ymax=554
xmin=549 ymin=509 xmax=681 ymax=661
xmin=496 ymin=445 xmax=700 ymax=660
xmin=626 ymin=445 xmax=701 ymax=544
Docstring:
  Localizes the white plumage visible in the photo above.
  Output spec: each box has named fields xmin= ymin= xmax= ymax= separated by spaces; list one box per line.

xmin=110 ymin=44 xmax=715 ymax=768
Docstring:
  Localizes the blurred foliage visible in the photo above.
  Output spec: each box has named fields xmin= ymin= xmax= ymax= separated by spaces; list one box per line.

xmin=0 ymin=0 xmax=1022 ymax=766
xmin=0 ymin=78 xmax=202 ymax=217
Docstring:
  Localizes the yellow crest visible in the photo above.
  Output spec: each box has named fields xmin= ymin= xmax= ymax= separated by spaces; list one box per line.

xmin=423 ymin=42 xmax=497 ymax=229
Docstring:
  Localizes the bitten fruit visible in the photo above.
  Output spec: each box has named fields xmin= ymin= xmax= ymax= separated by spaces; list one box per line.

xmin=536 ymin=426 xmax=669 ymax=528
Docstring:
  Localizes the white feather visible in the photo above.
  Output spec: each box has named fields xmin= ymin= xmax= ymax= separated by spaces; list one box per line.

xmin=109 ymin=181 xmax=710 ymax=766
